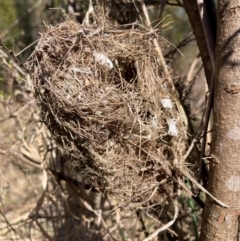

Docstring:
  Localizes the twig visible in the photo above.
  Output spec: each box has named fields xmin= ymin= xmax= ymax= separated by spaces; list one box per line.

xmin=186 ymin=55 xmax=201 ymax=82
xmin=15 ymin=39 xmax=39 ymax=57
xmin=0 ymin=149 xmax=42 ymax=170
xmin=143 ymin=200 xmax=179 ymax=241
xmin=196 ymin=0 xmax=215 ymax=72
xmin=165 ymin=31 xmax=194 ymax=61
xmin=0 ymin=48 xmax=28 ymax=76
xmin=183 ymin=64 xmax=203 ymax=102
xmin=196 ymin=0 xmax=216 ymax=182
xmin=84 ymin=0 xmax=94 ymax=25
xmin=179 ymin=167 xmax=229 ymax=208
xmin=0 ymin=203 xmax=26 ymax=241
xmin=198 ymin=73 xmax=214 ymax=182
xmin=0 ymin=40 xmax=29 ymax=73
xmin=139 ymin=0 xmax=171 ymax=86
xmin=166 ymin=1 xmax=184 ymax=7
xmin=146 ymin=211 xmax=178 ymax=237
xmin=139 ymin=0 xmax=188 ymax=127
xmin=33 ymin=166 xmax=55 ymax=241
xmin=79 ymin=197 xmax=118 ymax=241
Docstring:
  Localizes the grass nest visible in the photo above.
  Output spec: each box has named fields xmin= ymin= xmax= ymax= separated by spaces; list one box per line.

xmin=31 ymin=20 xmax=188 ymax=204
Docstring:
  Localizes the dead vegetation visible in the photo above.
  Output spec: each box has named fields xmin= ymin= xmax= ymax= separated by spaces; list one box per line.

xmin=31 ymin=19 xmax=188 ymax=205
xmin=0 ymin=3 xmax=205 ymax=241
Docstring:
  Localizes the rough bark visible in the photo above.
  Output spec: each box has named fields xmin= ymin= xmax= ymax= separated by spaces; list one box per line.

xmin=200 ymin=1 xmax=240 ymax=240
xmin=182 ymin=0 xmax=213 ymax=87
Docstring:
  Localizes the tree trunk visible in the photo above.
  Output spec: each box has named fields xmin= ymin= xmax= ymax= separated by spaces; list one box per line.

xmin=182 ymin=0 xmax=214 ymax=87
xmin=200 ymin=1 xmax=240 ymax=240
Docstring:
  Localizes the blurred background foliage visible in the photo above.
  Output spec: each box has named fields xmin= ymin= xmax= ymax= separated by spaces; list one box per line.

xmin=163 ymin=6 xmax=191 ymax=44
xmin=0 ymin=0 xmax=66 ymax=95
xmin=0 ymin=0 xmax=66 ymax=57
xmin=0 ymin=0 xmax=195 ymax=59
xmin=0 ymin=0 xmax=18 ymax=47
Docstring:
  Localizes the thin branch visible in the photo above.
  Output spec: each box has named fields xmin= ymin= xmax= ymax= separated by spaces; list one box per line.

xmin=0 ymin=149 xmax=42 ymax=170
xmin=178 ymin=167 xmax=229 ymax=208
xmin=165 ymin=31 xmax=194 ymax=60
xmin=143 ymin=200 xmax=179 ymax=241
xmin=166 ymin=1 xmax=184 ymax=7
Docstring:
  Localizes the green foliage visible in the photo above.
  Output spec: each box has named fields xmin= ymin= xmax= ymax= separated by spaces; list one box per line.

xmin=0 ymin=0 xmax=18 ymax=47
xmin=162 ymin=6 xmax=191 ymax=44
xmin=185 ymin=178 xmax=200 ymax=241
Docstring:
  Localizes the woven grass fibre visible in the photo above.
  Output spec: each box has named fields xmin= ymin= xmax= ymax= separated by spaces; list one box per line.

xmin=32 ymin=20 xmax=188 ymax=205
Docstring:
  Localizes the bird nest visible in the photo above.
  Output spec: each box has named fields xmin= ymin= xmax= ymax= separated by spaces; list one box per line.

xmin=31 ymin=20 xmax=188 ymax=204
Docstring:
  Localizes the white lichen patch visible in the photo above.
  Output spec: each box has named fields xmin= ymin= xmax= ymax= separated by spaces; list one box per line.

xmin=225 ymin=214 xmax=233 ymax=228
xmin=93 ymin=52 xmax=113 ymax=70
xmin=167 ymin=118 xmax=178 ymax=137
xmin=225 ymin=176 xmax=240 ymax=192
xmin=218 ymin=141 xmax=227 ymax=153
xmin=227 ymin=126 xmax=240 ymax=140
xmin=161 ymin=98 xmax=173 ymax=109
